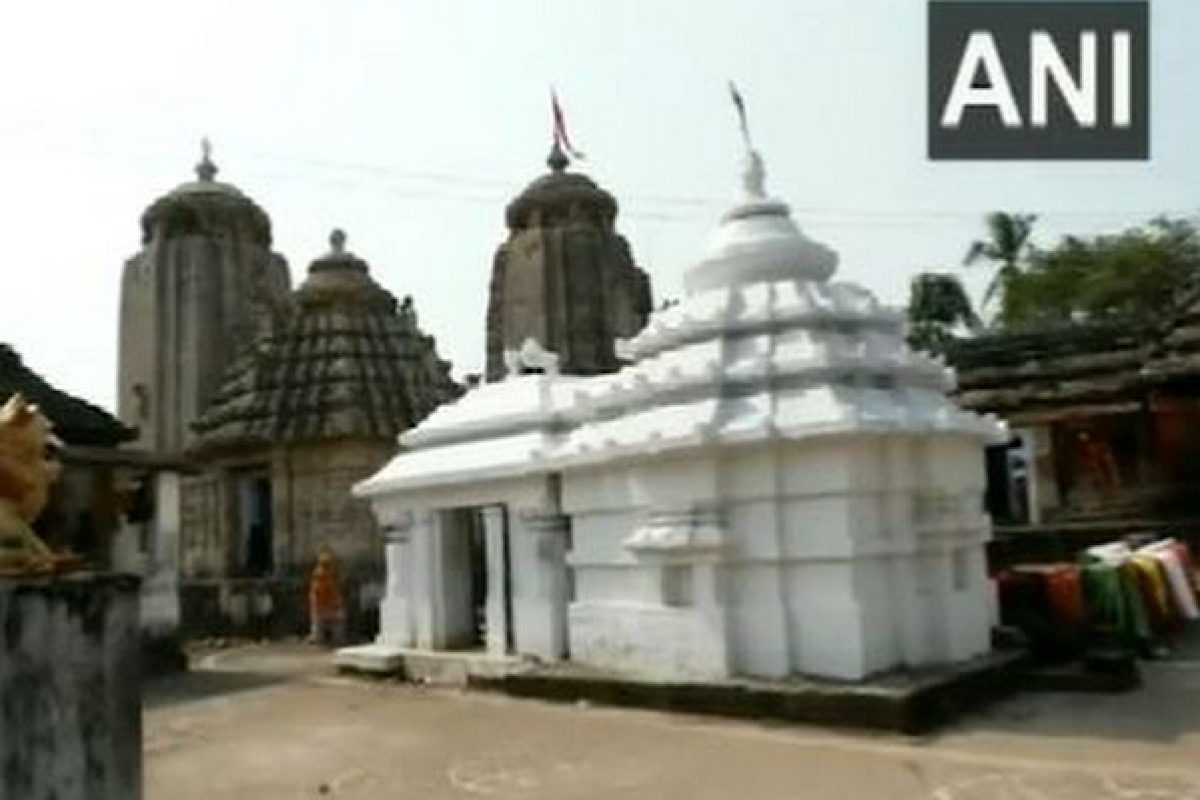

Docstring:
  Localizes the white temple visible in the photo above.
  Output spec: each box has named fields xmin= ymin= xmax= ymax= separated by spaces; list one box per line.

xmin=341 ymin=139 xmax=1007 ymax=682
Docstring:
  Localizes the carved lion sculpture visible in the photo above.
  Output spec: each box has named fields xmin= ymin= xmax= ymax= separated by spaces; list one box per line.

xmin=0 ymin=393 xmax=80 ymax=575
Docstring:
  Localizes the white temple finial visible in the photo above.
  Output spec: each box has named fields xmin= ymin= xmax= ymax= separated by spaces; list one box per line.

xmin=742 ymin=150 xmax=767 ymax=199
xmin=729 ymin=82 xmax=767 ymax=199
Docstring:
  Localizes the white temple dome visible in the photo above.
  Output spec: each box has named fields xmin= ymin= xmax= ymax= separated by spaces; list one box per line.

xmin=684 ymin=150 xmax=838 ymax=295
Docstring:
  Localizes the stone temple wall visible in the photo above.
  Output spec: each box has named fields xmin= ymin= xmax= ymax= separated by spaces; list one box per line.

xmin=0 ymin=574 xmax=142 ymax=800
xmin=279 ymin=441 xmax=391 ymax=577
xmin=180 ymin=473 xmax=223 ymax=578
xmin=180 ymin=442 xmax=389 ymax=580
xmin=177 ymin=441 xmax=390 ymax=642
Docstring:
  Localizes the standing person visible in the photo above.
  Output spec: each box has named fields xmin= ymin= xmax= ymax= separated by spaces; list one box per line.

xmin=307 ymin=545 xmax=345 ymax=647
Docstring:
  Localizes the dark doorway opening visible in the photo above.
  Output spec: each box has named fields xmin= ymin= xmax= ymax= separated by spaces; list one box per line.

xmin=501 ymin=512 xmax=515 ymax=654
xmin=239 ymin=473 xmax=273 ymax=577
xmin=440 ymin=509 xmax=487 ymax=649
xmin=467 ymin=513 xmax=488 ymax=647
xmin=441 ymin=507 xmax=518 ymax=651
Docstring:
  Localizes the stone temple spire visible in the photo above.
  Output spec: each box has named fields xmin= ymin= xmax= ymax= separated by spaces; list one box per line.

xmin=190 ymin=230 xmax=460 ymax=452
xmin=118 ymin=144 xmax=291 ymax=454
xmin=485 ymin=140 xmax=654 ymax=381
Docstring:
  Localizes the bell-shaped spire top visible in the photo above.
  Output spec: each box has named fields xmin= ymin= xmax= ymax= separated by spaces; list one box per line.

xmin=681 ymin=87 xmax=838 ymax=295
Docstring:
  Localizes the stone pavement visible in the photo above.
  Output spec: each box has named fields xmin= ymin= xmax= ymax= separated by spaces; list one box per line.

xmin=144 ymin=637 xmax=1200 ymax=799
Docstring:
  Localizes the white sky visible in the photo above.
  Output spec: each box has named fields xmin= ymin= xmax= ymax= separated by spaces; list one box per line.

xmin=1 ymin=0 xmax=1197 ymax=412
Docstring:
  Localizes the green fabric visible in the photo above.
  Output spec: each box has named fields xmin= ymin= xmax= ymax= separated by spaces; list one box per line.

xmin=1080 ymin=560 xmax=1152 ymax=645
xmin=1117 ymin=562 xmax=1153 ymax=643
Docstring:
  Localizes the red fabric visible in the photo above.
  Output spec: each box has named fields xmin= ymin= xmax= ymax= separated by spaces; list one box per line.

xmin=1013 ymin=564 xmax=1086 ymax=627
xmin=1043 ymin=566 xmax=1087 ymax=627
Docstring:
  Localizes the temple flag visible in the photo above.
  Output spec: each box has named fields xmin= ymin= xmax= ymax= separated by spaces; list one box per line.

xmin=551 ymin=89 xmax=586 ymax=160
xmin=729 ymin=81 xmax=752 ymax=147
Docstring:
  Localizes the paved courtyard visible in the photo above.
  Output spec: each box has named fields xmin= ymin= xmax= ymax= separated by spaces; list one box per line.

xmin=145 ymin=637 xmax=1200 ymax=799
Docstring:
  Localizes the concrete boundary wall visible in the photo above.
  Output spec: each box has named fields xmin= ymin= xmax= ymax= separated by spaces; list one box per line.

xmin=0 ymin=573 xmax=141 ymax=800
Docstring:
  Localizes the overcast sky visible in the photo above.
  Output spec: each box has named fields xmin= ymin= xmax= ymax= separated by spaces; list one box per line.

xmin=2 ymin=0 xmax=1197 ymax=412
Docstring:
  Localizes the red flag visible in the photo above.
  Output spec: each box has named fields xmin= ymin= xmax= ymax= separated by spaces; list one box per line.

xmin=550 ymin=89 xmax=585 ymax=160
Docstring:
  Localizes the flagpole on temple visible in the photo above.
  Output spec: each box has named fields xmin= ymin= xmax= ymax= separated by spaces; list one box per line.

xmin=549 ymin=88 xmax=585 ymax=171
xmin=728 ymin=81 xmax=766 ymax=199
xmin=729 ymin=81 xmax=754 ymax=152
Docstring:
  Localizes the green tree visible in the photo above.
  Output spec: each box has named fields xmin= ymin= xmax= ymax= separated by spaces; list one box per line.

xmin=906 ymin=272 xmax=981 ymax=354
xmin=963 ymin=211 xmax=1038 ymax=319
xmin=1001 ymin=217 xmax=1200 ymax=328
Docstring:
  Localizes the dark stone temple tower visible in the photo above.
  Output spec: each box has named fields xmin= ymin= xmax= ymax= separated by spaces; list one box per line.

xmin=485 ymin=142 xmax=653 ymax=381
xmin=181 ymin=231 xmax=460 ymax=638
xmin=117 ymin=142 xmax=292 ymax=454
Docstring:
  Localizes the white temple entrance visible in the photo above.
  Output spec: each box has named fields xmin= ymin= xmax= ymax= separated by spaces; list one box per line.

xmin=343 ymin=470 xmax=573 ymax=673
xmin=434 ymin=506 xmax=521 ymax=654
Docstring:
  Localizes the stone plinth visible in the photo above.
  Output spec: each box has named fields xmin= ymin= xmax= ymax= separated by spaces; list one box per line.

xmin=0 ymin=573 xmax=142 ymax=800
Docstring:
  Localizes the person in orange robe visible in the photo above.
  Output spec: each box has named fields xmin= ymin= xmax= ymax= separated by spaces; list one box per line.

xmin=307 ymin=546 xmax=345 ymax=647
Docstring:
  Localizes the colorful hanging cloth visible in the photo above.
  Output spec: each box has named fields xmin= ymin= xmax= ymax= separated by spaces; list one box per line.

xmin=1139 ymin=540 xmax=1200 ymax=621
xmin=1130 ymin=555 xmax=1176 ymax=634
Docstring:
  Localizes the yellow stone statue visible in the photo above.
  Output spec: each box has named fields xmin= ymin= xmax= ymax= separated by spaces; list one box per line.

xmin=0 ymin=393 xmax=81 ymax=575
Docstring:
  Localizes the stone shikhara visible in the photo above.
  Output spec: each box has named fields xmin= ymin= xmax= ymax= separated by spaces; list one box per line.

xmin=486 ymin=139 xmax=653 ymax=383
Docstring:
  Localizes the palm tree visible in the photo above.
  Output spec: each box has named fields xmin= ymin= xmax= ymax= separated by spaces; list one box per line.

xmin=964 ymin=212 xmax=1037 ymax=314
xmin=906 ymin=273 xmax=981 ymax=354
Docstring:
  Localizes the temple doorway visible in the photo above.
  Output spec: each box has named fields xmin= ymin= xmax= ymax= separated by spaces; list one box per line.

xmin=439 ymin=508 xmax=492 ymax=649
xmin=235 ymin=471 xmax=273 ymax=577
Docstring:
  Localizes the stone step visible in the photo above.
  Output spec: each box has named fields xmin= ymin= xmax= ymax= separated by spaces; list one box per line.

xmin=334 ymin=643 xmax=533 ymax=686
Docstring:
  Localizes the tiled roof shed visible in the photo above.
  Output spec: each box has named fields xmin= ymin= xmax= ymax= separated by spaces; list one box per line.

xmin=0 ymin=345 xmax=135 ymax=446
xmin=945 ymin=281 xmax=1200 ymax=424
xmin=944 ymin=321 xmax=1151 ymax=423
